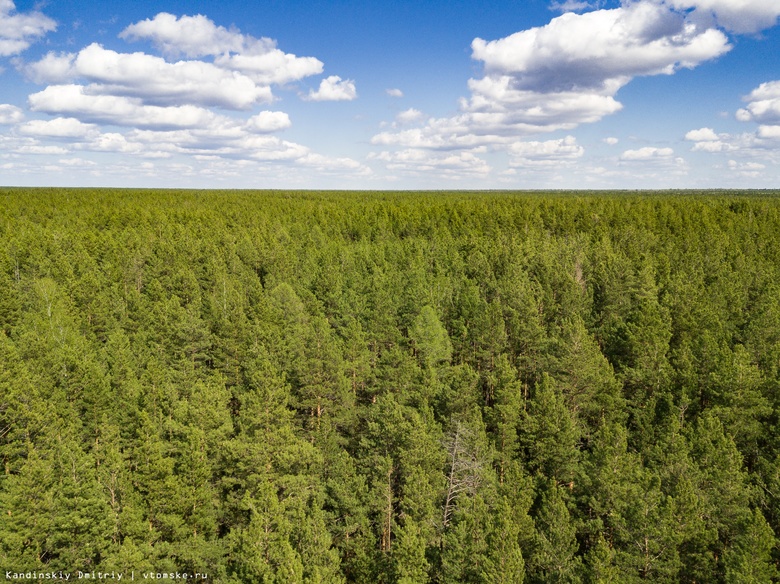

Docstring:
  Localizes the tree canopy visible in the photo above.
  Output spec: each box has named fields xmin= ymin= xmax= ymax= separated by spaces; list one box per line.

xmin=0 ymin=188 xmax=779 ymax=582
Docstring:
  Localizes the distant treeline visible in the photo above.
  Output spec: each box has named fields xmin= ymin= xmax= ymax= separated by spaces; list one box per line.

xmin=0 ymin=189 xmax=779 ymax=582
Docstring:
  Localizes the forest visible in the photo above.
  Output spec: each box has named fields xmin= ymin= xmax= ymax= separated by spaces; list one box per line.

xmin=0 ymin=188 xmax=779 ymax=583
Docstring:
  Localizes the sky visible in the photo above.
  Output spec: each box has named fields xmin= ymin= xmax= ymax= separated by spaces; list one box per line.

xmin=1 ymin=0 xmax=780 ymax=189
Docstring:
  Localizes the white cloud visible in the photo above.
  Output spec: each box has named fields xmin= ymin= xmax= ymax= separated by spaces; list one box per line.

xmin=692 ymin=140 xmax=735 ymax=152
xmin=472 ymin=3 xmax=728 ymax=91
xmin=19 ymin=117 xmax=99 ymax=139
xmin=372 ymin=123 xmax=510 ymax=150
xmin=550 ymin=0 xmax=601 ymax=12
xmin=757 ymin=125 xmax=780 ymax=140
xmin=620 ymin=147 xmax=675 ymax=161
xmin=0 ymin=104 xmax=23 ymax=124
xmin=684 ymin=126 xmax=739 ymax=151
xmin=603 ymin=137 xmax=619 ymax=145
xmin=120 ymin=13 xmax=323 ymax=85
xmin=736 ymin=81 xmax=780 ymax=126
xmin=507 ymin=136 xmax=584 ymax=166
xmin=298 ymin=152 xmax=369 ymax=175
xmin=373 ymin=1 xmax=730 ymax=151
xmin=24 ymin=52 xmax=75 ymax=84
xmin=214 ymin=52 xmax=323 ymax=86
xmin=119 ymin=12 xmax=244 ymax=57
xmin=243 ymin=111 xmax=291 ymax=133
xmin=666 ymin=0 xmax=780 ymax=34
xmin=0 ymin=0 xmax=56 ymax=57
xmin=386 ymin=88 xmax=404 ymax=98
xmin=726 ymin=159 xmax=767 ymax=178
xmin=58 ymin=157 xmax=97 ymax=167
xmin=28 ymin=44 xmax=272 ymax=109
xmin=15 ymin=144 xmax=69 ymax=155
xmin=306 ymin=76 xmax=357 ymax=101
xmin=369 ymin=149 xmax=491 ymax=177
xmin=396 ymin=108 xmax=424 ymax=124
xmin=728 ymin=159 xmax=765 ymax=171
xmin=28 ymin=84 xmax=223 ymax=130
xmin=685 ymin=127 xmax=720 ymax=141
xmin=81 ymin=132 xmax=144 ymax=154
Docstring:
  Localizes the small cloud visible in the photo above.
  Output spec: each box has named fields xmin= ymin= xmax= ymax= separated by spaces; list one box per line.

xmin=508 ymin=136 xmax=584 ymax=167
xmin=620 ymin=147 xmax=674 ymax=161
xmin=550 ymin=0 xmax=601 ymax=13
xmin=736 ymin=80 xmax=780 ymax=126
xmin=0 ymin=104 xmax=23 ymax=124
xmin=757 ymin=125 xmax=780 ymax=139
xmin=603 ymin=137 xmax=619 ymax=145
xmin=691 ymin=140 xmax=734 ymax=152
xmin=386 ymin=88 xmax=403 ymax=98
xmin=728 ymin=160 xmax=765 ymax=171
xmin=667 ymin=0 xmax=780 ymax=34
xmin=396 ymin=108 xmax=424 ymax=125
xmin=58 ymin=157 xmax=97 ymax=167
xmin=306 ymin=75 xmax=357 ymax=102
xmin=243 ymin=111 xmax=291 ymax=133
xmin=22 ymin=51 xmax=75 ymax=84
xmin=369 ymin=149 xmax=490 ymax=178
xmin=19 ymin=117 xmax=99 ymax=139
xmin=685 ymin=127 xmax=719 ymax=142
xmin=728 ymin=159 xmax=765 ymax=177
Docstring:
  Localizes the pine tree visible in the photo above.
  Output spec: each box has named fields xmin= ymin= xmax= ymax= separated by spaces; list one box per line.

xmin=519 ymin=374 xmax=580 ymax=485
xmin=527 ymin=480 xmax=582 ymax=584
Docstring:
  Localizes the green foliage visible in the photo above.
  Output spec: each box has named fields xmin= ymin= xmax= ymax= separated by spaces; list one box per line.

xmin=1 ymin=189 xmax=780 ymax=582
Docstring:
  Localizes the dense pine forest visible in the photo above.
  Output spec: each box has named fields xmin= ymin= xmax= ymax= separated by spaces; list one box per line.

xmin=1 ymin=189 xmax=779 ymax=583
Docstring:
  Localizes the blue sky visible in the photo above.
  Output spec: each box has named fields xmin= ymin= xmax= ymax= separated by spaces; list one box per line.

xmin=1 ymin=0 xmax=780 ymax=189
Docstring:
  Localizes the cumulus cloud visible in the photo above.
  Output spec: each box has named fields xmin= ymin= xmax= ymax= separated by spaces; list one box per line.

xmin=723 ymin=159 xmax=768 ymax=179
xmin=369 ymin=149 xmax=491 ymax=177
xmin=24 ymin=52 xmax=75 ymax=84
xmin=243 ymin=111 xmax=291 ymax=133
xmin=684 ymin=126 xmax=740 ymax=151
xmin=550 ymin=0 xmax=601 ymax=12
xmin=120 ymin=13 xmax=323 ymax=85
xmin=396 ymin=108 xmax=424 ymax=124
xmin=26 ymin=13 xmax=327 ymax=116
xmin=685 ymin=127 xmax=720 ymax=141
xmin=27 ymin=44 xmax=272 ymax=109
xmin=19 ymin=117 xmax=99 ymax=139
xmin=736 ymin=81 xmax=780 ymax=126
xmin=28 ymin=84 xmax=224 ymax=130
xmin=0 ymin=0 xmax=56 ymax=57
xmin=620 ymin=147 xmax=676 ymax=161
xmin=373 ymin=1 xmax=731 ymax=151
xmin=119 ymin=12 xmax=245 ymax=57
xmin=757 ymin=125 xmax=780 ymax=140
xmin=306 ymin=75 xmax=357 ymax=101
xmin=23 ymin=146 xmax=71 ymax=155
xmin=215 ymin=52 xmax=323 ymax=86
xmin=603 ymin=137 xmax=619 ymax=145
xmin=716 ymin=81 xmax=780 ymax=159
xmin=386 ymin=88 xmax=404 ymax=98
xmin=5 ymin=106 xmax=367 ymax=176
xmin=728 ymin=159 xmax=765 ymax=171
xmin=666 ymin=0 xmax=780 ymax=34
xmin=58 ymin=157 xmax=97 ymax=167
xmin=507 ymin=136 xmax=584 ymax=166
xmin=0 ymin=104 xmax=23 ymax=124
xmin=472 ymin=3 xmax=728 ymax=93
xmin=612 ymin=146 xmax=688 ymax=179
xmin=85 ymin=133 xmax=145 ymax=154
